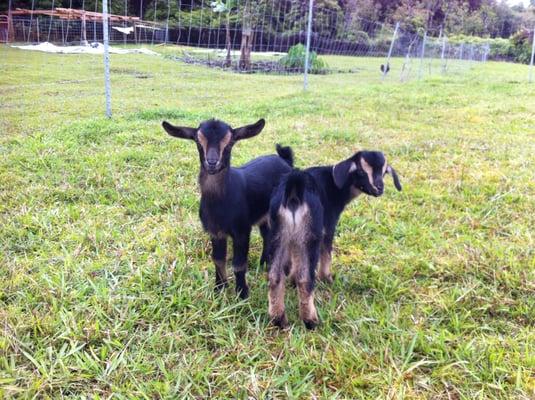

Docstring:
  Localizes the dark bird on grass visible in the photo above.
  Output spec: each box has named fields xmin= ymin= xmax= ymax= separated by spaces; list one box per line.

xmin=380 ymin=63 xmax=390 ymax=74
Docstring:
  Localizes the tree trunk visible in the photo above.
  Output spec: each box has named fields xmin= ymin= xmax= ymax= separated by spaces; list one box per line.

xmin=239 ymin=0 xmax=253 ymax=70
xmin=239 ymin=28 xmax=253 ymax=70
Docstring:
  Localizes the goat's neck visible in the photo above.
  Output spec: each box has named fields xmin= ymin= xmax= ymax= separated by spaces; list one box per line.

xmin=325 ymin=169 xmax=360 ymax=210
xmin=198 ymin=167 xmax=229 ymax=198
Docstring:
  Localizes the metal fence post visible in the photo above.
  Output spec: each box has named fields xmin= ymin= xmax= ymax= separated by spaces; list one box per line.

xmin=469 ymin=43 xmax=474 ymax=67
xmin=303 ymin=0 xmax=314 ymax=91
xmin=382 ymin=21 xmax=399 ymax=81
xmin=102 ymin=0 xmax=112 ymax=118
xmin=529 ymin=25 xmax=535 ymax=83
xmin=482 ymin=42 xmax=489 ymax=62
xmin=418 ymin=31 xmax=427 ymax=80
xmin=165 ymin=0 xmax=170 ymax=44
xmin=440 ymin=34 xmax=447 ymax=74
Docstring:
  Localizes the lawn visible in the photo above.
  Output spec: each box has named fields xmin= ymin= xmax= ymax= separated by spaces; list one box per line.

xmin=1 ymin=45 xmax=534 ymax=399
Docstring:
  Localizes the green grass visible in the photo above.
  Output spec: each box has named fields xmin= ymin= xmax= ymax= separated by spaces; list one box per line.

xmin=1 ymin=45 xmax=534 ymax=399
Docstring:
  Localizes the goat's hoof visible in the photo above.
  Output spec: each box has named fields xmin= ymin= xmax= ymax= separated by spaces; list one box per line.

xmin=236 ymin=285 xmax=249 ymax=300
xmin=271 ymin=314 xmax=288 ymax=329
xmin=214 ymin=280 xmax=228 ymax=292
xmin=259 ymin=255 xmax=267 ymax=268
xmin=320 ymin=274 xmax=334 ymax=284
xmin=303 ymin=318 xmax=319 ymax=330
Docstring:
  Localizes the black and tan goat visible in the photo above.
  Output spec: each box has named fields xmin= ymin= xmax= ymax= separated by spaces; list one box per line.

xmin=267 ymin=151 xmax=402 ymax=329
xmin=162 ymin=118 xmax=293 ymax=299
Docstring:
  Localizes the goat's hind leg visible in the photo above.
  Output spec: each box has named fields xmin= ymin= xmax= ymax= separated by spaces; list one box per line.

xmin=211 ymin=237 xmax=228 ymax=291
xmin=268 ymin=245 xmax=289 ymax=328
xmin=297 ymin=241 xmax=320 ymax=330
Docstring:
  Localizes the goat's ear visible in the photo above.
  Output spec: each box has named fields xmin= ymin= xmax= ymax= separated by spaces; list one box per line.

xmin=162 ymin=121 xmax=196 ymax=140
xmin=332 ymin=159 xmax=354 ymax=189
xmin=387 ymin=165 xmax=402 ymax=191
xmin=233 ymin=118 xmax=265 ymax=141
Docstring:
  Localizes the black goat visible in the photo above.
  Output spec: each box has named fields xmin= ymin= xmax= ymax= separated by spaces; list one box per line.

xmin=267 ymin=151 xmax=402 ymax=329
xmin=162 ymin=118 xmax=293 ymax=299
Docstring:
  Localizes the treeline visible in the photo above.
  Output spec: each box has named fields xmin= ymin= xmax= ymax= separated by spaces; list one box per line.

xmin=5 ymin=0 xmax=535 ymax=39
xmin=4 ymin=0 xmax=535 ymax=62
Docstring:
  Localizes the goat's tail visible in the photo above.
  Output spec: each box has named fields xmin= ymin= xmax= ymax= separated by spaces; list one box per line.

xmin=282 ymin=170 xmax=307 ymax=213
xmin=276 ymin=144 xmax=294 ymax=168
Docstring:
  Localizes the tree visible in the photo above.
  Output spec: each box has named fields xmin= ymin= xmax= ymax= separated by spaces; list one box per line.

xmin=238 ymin=0 xmax=253 ymax=70
xmin=211 ymin=0 xmax=236 ymax=67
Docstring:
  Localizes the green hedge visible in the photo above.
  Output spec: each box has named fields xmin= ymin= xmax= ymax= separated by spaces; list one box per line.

xmin=449 ymin=33 xmax=533 ymax=63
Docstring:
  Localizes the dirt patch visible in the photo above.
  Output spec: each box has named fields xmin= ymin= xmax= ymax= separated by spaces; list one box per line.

xmin=167 ymin=54 xmax=363 ymax=75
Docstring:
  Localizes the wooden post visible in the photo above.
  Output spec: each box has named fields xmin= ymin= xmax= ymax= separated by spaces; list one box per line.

xmin=7 ymin=0 xmax=14 ymax=43
xmin=81 ymin=12 xmax=87 ymax=44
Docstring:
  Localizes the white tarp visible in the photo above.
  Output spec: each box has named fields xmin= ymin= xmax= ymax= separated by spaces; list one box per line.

xmin=112 ymin=26 xmax=135 ymax=35
xmin=11 ymin=42 xmax=159 ymax=56
xmin=135 ymin=24 xmax=162 ymax=31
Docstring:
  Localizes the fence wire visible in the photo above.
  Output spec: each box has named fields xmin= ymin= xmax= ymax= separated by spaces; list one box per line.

xmin=1 ymin=0 xmax=501 ymax=121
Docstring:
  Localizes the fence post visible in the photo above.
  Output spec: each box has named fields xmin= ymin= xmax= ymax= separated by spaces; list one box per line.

xmin=7 ymin=0 xmax=13 ymax=42
xmin=165 ymin=0 xmax=170 ymax=44
xmin=418 ymin=30 xmax=427 ymax=80
xmin=382 ymin=22 xmax=399 ymax=81
xmin=469 ymin=43 xmax=474 ymax=67
xmin=440 ymin=34 xmax=447 ymax=74
xmin=102 ymin=0 xmax=112 ymax=118
xmin=529 ymin=25 xmax=535 ymax=83
xmin=482 ymin=42 xmax=488 ymax=62
xmin=303 ymin=0 xmax=314 ymax=91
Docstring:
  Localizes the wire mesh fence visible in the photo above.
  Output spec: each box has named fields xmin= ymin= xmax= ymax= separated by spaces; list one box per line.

xmin=1 ymin=0 xmax=527 ymax=121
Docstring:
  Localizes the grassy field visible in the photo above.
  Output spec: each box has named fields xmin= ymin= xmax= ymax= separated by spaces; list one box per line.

xmin=1 ymin=46 xmax=535 ymax=399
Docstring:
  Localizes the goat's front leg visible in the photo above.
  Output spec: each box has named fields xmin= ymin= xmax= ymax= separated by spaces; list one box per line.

xmin=259 ymin=223 xmax=270 ymax=268
xmin=232 ymin=230 xmax=251 ymax=299
xmin=211 ymin=237 xmax=228 ymax=291
xmin=318 ymin=235 xmax=334 ymax=284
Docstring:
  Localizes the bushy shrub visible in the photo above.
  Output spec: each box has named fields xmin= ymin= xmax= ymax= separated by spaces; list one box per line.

xmin=488 ymin=38 xmax=515 ymax=60
xmin=511 ymin=29 xmax=534 ymax=64
xmin=347 ymin=31 xmax=370 ymax=45
xmin=279 ymin=44 xmax=328 ymax=73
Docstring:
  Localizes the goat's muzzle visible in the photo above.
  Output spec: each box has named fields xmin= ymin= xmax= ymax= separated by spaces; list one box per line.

xmin=205 ymin=161 xmax=220 ymax=174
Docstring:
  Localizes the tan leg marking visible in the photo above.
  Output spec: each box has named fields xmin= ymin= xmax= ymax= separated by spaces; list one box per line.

xmin=268 ymin=275 xmax=287 ymax=328
xmin=297 ymin=281 xmax=318 ymax=329
xmin=318 ymin=247 xmax=333 ymax=284
xmin=214 ymin=259 xmax=227 ymax=282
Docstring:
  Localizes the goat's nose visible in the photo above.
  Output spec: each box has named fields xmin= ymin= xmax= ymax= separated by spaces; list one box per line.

xmin=207 ymin=158 xmax=218 ymax=167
